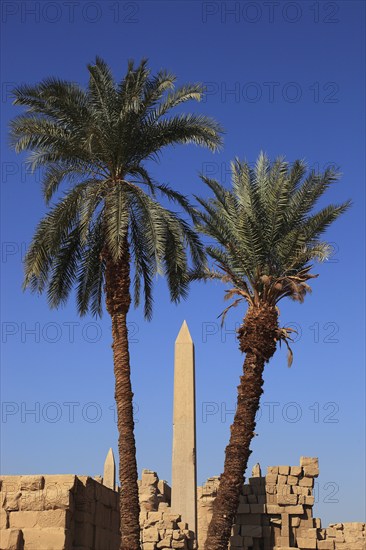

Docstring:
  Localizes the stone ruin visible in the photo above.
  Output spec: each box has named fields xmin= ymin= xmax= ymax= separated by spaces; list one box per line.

xmin=197 ymin=457 xmax=365 ymax=550
xmin=1 ymin=456 xmax=365 ymax=549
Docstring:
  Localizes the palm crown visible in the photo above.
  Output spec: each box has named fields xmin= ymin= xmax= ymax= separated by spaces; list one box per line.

xmin=195 ymin=152 xmax=350 ymax=313
xmin=10 ymin=58 xmax=223 ymax=318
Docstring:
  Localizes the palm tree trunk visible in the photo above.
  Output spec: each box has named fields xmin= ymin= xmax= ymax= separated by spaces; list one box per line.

xmin=204 ymin=303 xmax=278 ymax=550
xmin=105 ymin=239 xmax=141 ymax=550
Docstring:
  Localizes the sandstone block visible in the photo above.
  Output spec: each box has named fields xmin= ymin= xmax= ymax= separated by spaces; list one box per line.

xmin=2 ymin=493 xmax=21 ymax=512
xmin=171 ymin=540 xmax=187 ymax=549
xmin=157 ymin=537 xmax=172 ymax=548
xmin=282 ymin=504 xmax=304 ymax=514
xmin=265 ymin=504 xmax=282 ymax=514
xmin=230 ymin=535 xmax=243 ymax=546
xmin=293 ymin=486 xmax=311 ymax=495
xmin=21 ymin=527 xmax=70 ymax=549
xmin=73 ymin=521 xmax=94 ymax=547
xmin=241 ymin=524 xmax=262 ymax=537
xmin=265 ymin=473 xmax=278 ymax=484
xmin=237 ymin=503 xmax=250 ymax=514
xmin=291 ymin=466 xmax=303 ymax=476
xmin=141 ymin=470 xmax=159 ymax=486
xmin=238 ymin=513 xmax=262 ymax=526
xmin=0 ymin=529 xmax=23 ymax=550
xmin=0 ymin=477 xmax=20 ymax=494
xmin=267 ymin=466 xmax=279 ymax=475
xmin=278 ymin=493 xmax=298 ymax=506
xmin=0 ymin=509 xmax=8 ymax=530
xmin=242 ymin=485 xmax=252 ymax=495
xmin=163 ymin=513 xmax=181 ymax=525
xmin=144 ymin=528 xmax=160 ymax=543
xmin=299 ymin=476 xmax=314 ymax=487
xmin=265 ymin=483 xmax=277 ymax=495
xmin=147 ymin=512 xmax=163 ymax=524
xmin=299 ymin=495 xmax=315 ymax=506
xmin=298 ymin=528 xmax=317 ymax=539
xmin=10 ymin=509 xmax=69 ymax=529
xmin=300 ymin=457 xmax=319 ymax=478
xmin=95 ymin=527 xmax=113 ymax=549
xmin=288 ymin=475 xmax=299 ymax=485
xmin=19 ymin=476 xmax=44 ymax=492
xmin=317 ymin=541 xmax=335 ymax=549
xmin=277 ymin=475 xmax=288 ymax=484
xmin=250 ymin=504 xmax=265 ymax=514
xmin=297 ymin=536 xmax=317 ymax=549
xmin=279 ymin=466 xmax=290 ymax=475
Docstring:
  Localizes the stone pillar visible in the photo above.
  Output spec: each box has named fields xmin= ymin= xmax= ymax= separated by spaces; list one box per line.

xmin=171 ymin=321 xmax=197 ymax=537
xmin=103 ymin=448 xmax=116 ymax=490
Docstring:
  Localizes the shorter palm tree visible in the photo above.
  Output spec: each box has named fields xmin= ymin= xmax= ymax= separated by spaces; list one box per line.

xmin=193 ymin=153 xmax=350 ymax=550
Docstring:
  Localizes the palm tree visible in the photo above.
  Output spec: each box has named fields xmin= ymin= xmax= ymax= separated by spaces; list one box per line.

xmin=10 ymin=57 xmax=223 ymax=550
xmin=193 ymin=153 xmax=350 ymax=550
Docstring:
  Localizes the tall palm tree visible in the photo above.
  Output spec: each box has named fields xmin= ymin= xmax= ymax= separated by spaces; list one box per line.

xmin=10 ymin=57 xmax=223 ymax=550
xmin=193 ymin=153 xmax=350 ymax=550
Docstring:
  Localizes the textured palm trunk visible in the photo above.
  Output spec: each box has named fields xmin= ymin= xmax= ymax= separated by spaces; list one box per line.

xmin=105 ymin=239 xmax=141 ymax=550
xmin=204 ymin=303 xmax=278 ymax=550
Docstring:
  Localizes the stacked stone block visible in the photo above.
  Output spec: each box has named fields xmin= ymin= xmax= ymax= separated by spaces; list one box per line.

xmin=197 ymin=457 xmax=365 ymax=550
xmin=138 ymin=469 xmax=195 ymax=550
xmin=322 ymin=522 xmax=365 ymax=550
xmin=1 ymin=460 xmax=365 ymax=549
xmin=0 ymin=474 xmax=119 ymax=550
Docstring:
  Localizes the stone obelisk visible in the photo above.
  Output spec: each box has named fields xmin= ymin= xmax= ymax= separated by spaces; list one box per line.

xmin=103 ymin=448 xmax=116 ymax=490
xmin=171 ymin=321 xmax=197 ymax=535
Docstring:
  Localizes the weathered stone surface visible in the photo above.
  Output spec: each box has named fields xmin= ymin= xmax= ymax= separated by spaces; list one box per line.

xmin=0 ymin=509 xmax=7 ymax=530
xmin=2 ymin=492 xmax=21 ymax=512
xmin=9 ymin=509 xmax=68 ymax=529
xmin=2 ymin=458 xmax=365 ymax=550
xmin=297 ymin=536 xmax=317 ymax=548
xmin=299 ymin=476 xmax=314 ymax=487
xmin=19 ymin=476 xmax=45 ymax=492
xmin=241 ymin=524 xmax=262 ymax=537
xmin=0 ymin=477 xmax=20 ymax=494
xmin=143 ymin=527 xmax=159 ymax=542
xmin=300 ymin=457 xmax=319 ymax=478
xmin=0 ymin=528 xmax=23 ymax=550
xmin=317 ymin=541 xmax=335 ymax=549
xmin=21 ymin=527 xmax=70 ymax=549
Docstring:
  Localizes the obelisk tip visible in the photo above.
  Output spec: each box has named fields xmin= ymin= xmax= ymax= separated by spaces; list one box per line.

xmin=175 ymin=320 xmax=193 ymax=344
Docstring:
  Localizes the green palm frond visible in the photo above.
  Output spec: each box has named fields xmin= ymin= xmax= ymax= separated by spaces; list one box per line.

xmin=196 ymin=152 xmax=350 ymax=310
xmin=11 ymin=57 xmax=224 ymax=318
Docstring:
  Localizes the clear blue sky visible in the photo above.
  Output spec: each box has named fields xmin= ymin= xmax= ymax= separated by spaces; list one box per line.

xmin=1 ymin=0 xmax=365 ymax=527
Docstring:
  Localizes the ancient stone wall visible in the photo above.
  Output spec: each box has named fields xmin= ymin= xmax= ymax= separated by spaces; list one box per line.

xmin=197 ymin=457 xmax=365 ymax=550
xmin=1 ymin=460 xmax=365 ymax=550
xmin=138 ymin=469 xmax=196 ymax=549
xmin=0 ymin=474 xmax=119 ymax=549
